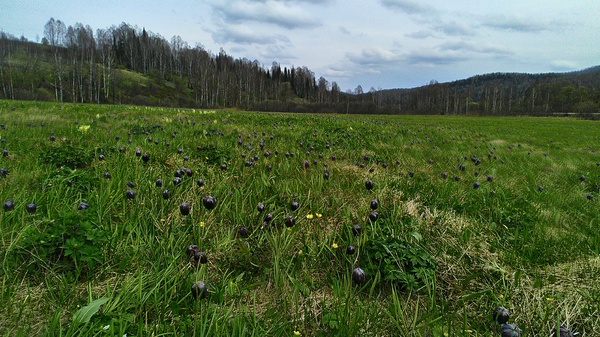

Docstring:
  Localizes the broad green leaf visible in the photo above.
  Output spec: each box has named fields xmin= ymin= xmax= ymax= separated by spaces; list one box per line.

xmin=72 ymin=297 xmax=110 ymax=325
xmin=411 ymin=231 xmax=422 ymax=242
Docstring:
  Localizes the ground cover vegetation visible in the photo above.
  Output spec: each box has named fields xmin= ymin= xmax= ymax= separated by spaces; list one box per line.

xmin=0 ymin=100 xmax=599 ymax=336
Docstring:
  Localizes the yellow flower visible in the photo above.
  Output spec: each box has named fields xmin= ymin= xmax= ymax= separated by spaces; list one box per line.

xmin=77 ymin=125 xmax=90 ymax=133
xmin=315 ymin=213 xmax=322 ymax=218
xmin=199 ymin=221 xmax=205 ymax=227
xmin=332 ymin=243 xmax=339 ymax=249
xmin=306 ymin=214 xmax=314 ymax=219
xmin=293 ymin=331 xmax=301 ymax=336
xmin=298 ymin=250 xmax=303 ymax=255
xmin=546 ymin=297 xmax=554 ymax=301
xmin=498 ymin=294 xmax=504 ymax=299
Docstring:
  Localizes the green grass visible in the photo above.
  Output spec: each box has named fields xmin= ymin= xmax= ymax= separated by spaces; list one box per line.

xmin=1 ymin=100 xmax=599 ymax=336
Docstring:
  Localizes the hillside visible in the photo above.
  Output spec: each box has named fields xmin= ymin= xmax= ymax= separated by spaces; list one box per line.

xmin=369 ymin=67 xmax=600 ymax=116
xmin=1 ymin=27 xmax=599 ymax=116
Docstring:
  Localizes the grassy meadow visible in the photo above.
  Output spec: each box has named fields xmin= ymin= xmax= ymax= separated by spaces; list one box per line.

xmin=0 ymin=100 xmax=599 ymax=336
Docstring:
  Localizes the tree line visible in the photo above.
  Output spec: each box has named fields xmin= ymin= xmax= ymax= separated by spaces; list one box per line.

xmin=0 ymin=18 xmax=340 ymax=109
xmin=1 ymin=18 xmax=599 ymax=116
xmin=368 ymin=70 xmax=600 ymax=116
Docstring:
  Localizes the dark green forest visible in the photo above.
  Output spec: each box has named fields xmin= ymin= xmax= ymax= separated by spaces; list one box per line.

xmin=1 ymin=18 xmax=599 ymax=115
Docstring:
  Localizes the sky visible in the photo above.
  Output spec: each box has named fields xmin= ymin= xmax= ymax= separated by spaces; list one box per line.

xmin=1 ymin=0 xmax=599 ymax=91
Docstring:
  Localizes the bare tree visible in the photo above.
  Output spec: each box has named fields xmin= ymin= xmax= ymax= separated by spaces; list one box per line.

xmin=329 ymin=81 xmax=339 ymax=104
xmin=44 ymin=18 xmax=58 ymax=47
xmin=45 ymin=18 xmax=67 ymax=101
xmin=96 ymin=28 xmax=115 ymax=102
xmin=354 ymin=85 xmax=363 ymax=95
xmin=317 ymin=76 xmax=329 ymax=103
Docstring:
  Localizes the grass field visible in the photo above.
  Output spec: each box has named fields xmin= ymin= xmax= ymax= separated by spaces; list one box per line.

xmin=1 ymin=100 xmax=599 ymax=336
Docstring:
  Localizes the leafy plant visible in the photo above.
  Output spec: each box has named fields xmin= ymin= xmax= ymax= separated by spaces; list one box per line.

xmin=72 ymin=297 xmax=110 ymax=326
xmin=362 ymin=235 xmax=436 ymax=291
xmin=39 ymin=142 xmax=93 ymax=169
xmin=15 ymin=208 xmax=107 ymax=276
xmin=61 ymin=220 xmax=106 ymax=270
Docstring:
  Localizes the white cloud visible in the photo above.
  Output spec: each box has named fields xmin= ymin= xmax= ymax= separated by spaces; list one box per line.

xmin=438 ymin=41 xmax=512 ymax=56
xmin=258 ymin=44 xmax=297 ymax=64
xmin=322 ymin=67 xmax=353 ymax=78
xmin=338 ymin=26 xmax=351 ymax=35
xmin=211 ymin=22 xmax=291 ymax=45
xmin=482 ymin=15 xmax=561 ymax=33
xmin=550 ymin=60 xmax=579 ymax=71
xmin=405 ymin=49 xmax=468 ymax=67
xmin=405 ymin=30 xmax=436 ymax=39
xmin=212 ymin=0 xmax=321 ymax=29
xmin=379 ymin=0 xmax=437 ymax=15
xmin=436 ymin=21 xmax=475 ymax=36
xmin=346 ymin=47 xmax=403 ymax=66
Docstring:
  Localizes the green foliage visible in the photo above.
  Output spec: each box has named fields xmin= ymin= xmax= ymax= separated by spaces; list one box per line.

xmin=72 ymin=297 xmax=110 ymax=326
xmin=15 ymin=208 xmax=107 ymax=275
xmin=362 ymin=235 xmax=436 ymax=291
xmin=2 ymin=101 xmax=600 ymax=336
xmin=41 ymin=167 xmax=100 ymax=194
xmin=199 ymin=144 xmax=232 ymax=166
xmin=62 ymin=220 xmax=106 ymax=270
xmin=39 ymin=141 xmax=93 ymax=169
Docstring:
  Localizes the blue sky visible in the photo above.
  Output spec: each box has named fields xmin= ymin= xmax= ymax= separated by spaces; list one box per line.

xmin=1 ymin=0 xmax=598 ymax=91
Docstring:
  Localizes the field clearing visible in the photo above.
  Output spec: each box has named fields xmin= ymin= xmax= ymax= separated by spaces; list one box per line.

xmin=1 ymin=100 xmax=599 ymax=336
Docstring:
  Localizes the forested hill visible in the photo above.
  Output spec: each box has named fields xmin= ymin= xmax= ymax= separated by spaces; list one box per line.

xmin=368 ymin=66 xmax=600 ymax=116
xmin=1 ymin=19 xmax=599 ymax=116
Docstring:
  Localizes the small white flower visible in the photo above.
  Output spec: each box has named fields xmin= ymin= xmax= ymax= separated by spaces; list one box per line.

xmin=103 ymin=325 xmax=110 ymax=330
